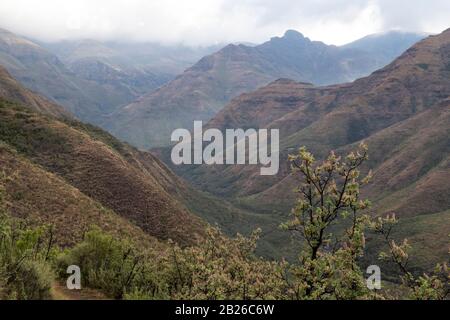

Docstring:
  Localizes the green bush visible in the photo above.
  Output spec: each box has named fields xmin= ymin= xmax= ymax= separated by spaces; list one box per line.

xmin=160 ymin=228 xmax=285 ymax=300
xmin=57 ymin=227 xmax=166 ymax=299
xmin=4 ymin=260 xmax=54 ymax=300
xmin=0 ymin=178 xmax=55 ymax=300
xmin=57 ymin=226 xmax=285 ymax=300
xmin=0 ymin=216 xmax=55 ymax=299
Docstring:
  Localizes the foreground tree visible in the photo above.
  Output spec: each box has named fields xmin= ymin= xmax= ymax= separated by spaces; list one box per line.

xmin=281 ymin=143 xmax=449 ymax=300
xmin=373 ymin=215 xmax=449 ymax=300
xmin=281 ymin=143 xmax=374 ymax=299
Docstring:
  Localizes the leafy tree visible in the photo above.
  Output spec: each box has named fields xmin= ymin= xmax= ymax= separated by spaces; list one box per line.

xmin=280 ymin=143 xmax=374 ymax=299
xmin=373 ymin=215 xmax=449 ymax=300
xmin=280 ymin=144 xmax=449 ymax=300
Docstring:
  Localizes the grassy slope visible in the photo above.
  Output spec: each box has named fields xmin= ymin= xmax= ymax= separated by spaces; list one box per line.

xmin=0 ymin=98 xmax=204 ymax=246
xmin=0 ymin=142 xmax=162 ymax=249
xmin=0 ymin=65 xmax=268 ymax=253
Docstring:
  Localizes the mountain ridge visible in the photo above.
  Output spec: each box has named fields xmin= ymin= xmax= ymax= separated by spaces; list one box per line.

xmin=105 ymin=30 xmax=425 ymax=149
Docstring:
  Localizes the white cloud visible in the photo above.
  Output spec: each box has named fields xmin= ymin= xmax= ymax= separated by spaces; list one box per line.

xmin=0 ymin=0 xmax=449 ymax=46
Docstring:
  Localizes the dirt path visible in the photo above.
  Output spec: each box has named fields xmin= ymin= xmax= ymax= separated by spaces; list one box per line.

xmin=50 ymin=281 xmax=108 ymax=300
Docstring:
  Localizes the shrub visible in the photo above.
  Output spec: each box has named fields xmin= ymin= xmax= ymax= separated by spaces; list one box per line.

xmin=4 ymin=260 xmax=54 ymax=300
xmin=281 ymin=144 xmax=449 ymax=300
xmin=0 ymin=176 xmax=55 ymax=300
xmin=0 ymin=222 xmax=55 ymax=299
xmin=160 ymin=227 xmax=286 ymax=300
xmin=57 ymin=227 xmax=165 ymax=299
xmin=58 ymin=226 xmax=286 ymax=300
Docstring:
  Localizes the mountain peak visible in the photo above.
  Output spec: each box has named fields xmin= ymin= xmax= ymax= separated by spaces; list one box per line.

xmin=283 ymin=30 xmax=305 ymax=40
xmin=267 ymin=30 xmax=311 ymax=45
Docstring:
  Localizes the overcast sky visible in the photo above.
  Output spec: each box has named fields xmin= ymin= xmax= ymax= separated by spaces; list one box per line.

xmin=1 ymin=0 xmax=449 ymax=46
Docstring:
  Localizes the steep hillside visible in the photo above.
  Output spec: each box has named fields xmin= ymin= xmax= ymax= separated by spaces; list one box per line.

xmin=105 ymin=30 xmax=424 ymax=149
xmin=0 ymin=93 xmax=284 ymax=256
xmin=0 ymin=142 xmax=162 ymax=249
xmin=0 ymin=64 xmax=165 ymax=248
xmin=0 ymin=96 xmax=206 ymax=245
xmin=0 ymin=63 xmax=282 ymax=255
xmin=164 ymin=29 xmax=450 ymax=268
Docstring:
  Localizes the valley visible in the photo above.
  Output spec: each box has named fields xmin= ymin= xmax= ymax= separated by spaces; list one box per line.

xmin=159 ymin=29 xmax=450 ymax=271
xmin=0 ymin=21 xmax=448 ymax=300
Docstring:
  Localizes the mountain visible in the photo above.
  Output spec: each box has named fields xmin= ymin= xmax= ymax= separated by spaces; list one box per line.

xmin=0 ymin=28 xmax=214 ymax=126
xmin=161 ymin=29 xmax=450 ymax=270
xmin=0 ymin=65 xmax=70 ymax=119
xmin=0 ymin=27 xmax=141 ymax=124
xmin=50 ymin=40 xmax=170 ymax=102
xmin=104 ymin=30 xmax=425 ymax=149
xmin=0 ymin=142 xmax=163 ymax=249
xmin=342 ymin=30 xmax=429 ymax=62
xmin=41 ymin=39 xmax=220 ymax=107
xmin=43 ymin=39 xmax=220 ymax=76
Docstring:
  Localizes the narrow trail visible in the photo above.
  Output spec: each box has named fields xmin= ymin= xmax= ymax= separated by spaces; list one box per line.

xmin=50 ymin=281 xmax=108 ymax=300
